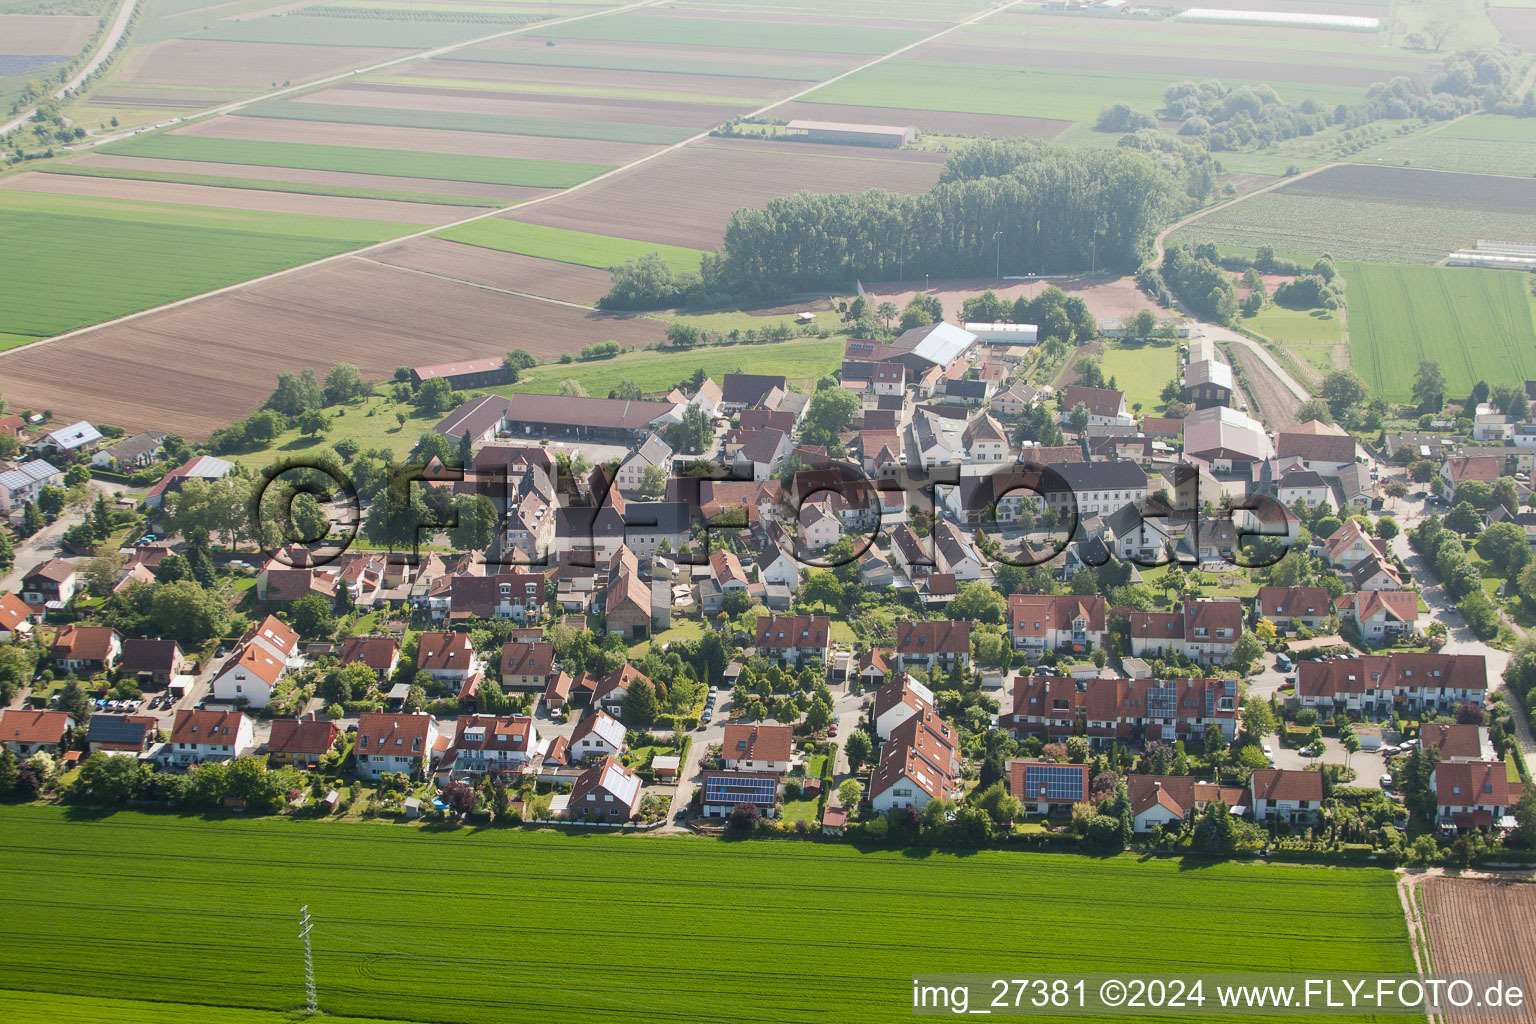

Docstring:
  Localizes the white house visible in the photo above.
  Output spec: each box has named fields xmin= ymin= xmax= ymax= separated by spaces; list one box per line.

xmin=569 ymin=709 xmax=626 ymax=761
xmin=354 ymin=712 xmax=441 ymax=780
xmin=210 ymin=615 xmax=299 ymax=709
xmin=168 ymin=709 xmax=255 ymax=766
xmin=871 ymin=676 xmax=936 ymax=740
xmin=722 ymin=723 xmax=793 ymax=773
xmin=1249 ymin=769 xmax=1323 ymax=825
xmin=614 ymin=434 xmax=674 ymax=494
xmin=0 ymin=460 xmax=62 ymax=511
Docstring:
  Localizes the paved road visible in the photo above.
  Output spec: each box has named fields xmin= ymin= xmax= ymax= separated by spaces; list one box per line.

xmin=0 ymin=0 xmax=139 ymax=137
xmin=1191 ymin=324 xmax=1310 ymax=402
xmin=0 ymin=480 xmax=117 ymax=594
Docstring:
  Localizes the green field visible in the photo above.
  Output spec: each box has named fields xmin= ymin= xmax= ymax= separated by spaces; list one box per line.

xmin=1343 ymin=261 xmax=1536 ymax=402
xmin=102 ymin=133 xmax=610 ymax=187
xmin=497 ymin=335 xmax=845 ymax=396
xmin=803 ymin=60 xmax=1363 ymax=127
xmin=440 ymin=46 xmax=835 ymax=81
xmin=0 ymin=190 xmax=415 ymax=340
xmin=551 ymin=13 xmax=927 ymax=53
xmin=43 ymin=164 xmax=505 ymax=207
xmin=0 ymin=806 xmax=1414 ymax=1024
xmin=1095 ymin=339 xmax=1179 ymax=415
xmin=237 ymin=99 xmax=693 ymax=146
xmin=435 ymin=218 xmax=707 ymax=273
xmin=1356 ymin=115 xmax=1536 ymax=175
xmin=1244 ymin=305 xmax=1346 ymax=379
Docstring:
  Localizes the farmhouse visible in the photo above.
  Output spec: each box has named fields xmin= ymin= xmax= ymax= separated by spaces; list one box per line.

xmin=91 ymin=430 xmax=167 ymax=470
xmin=410 ymin=357 xmax=508 ymax=390
xmin=1183 ymin=405 xmax=1273 ymax=470
xmin=144 ymin=455 xmax=233 ymax=509
xmin=436 ymin=393 xmax=680 ymax=446
xmin=1060 ymin=385 xmax=1132 ymax=427
xmin=720 ymin=373 xmax=788 ymax=414
xmin=1276 ymin=429 xmax=1356 ymax=478
xmin=783 ymin=119 xmax=914 ymax=147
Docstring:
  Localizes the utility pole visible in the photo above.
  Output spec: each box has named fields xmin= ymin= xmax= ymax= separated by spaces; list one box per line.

xmin=299 ymin=906 xmax=317 ymax=1015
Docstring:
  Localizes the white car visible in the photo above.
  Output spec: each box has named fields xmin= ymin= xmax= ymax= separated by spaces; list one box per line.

xmin=1379 ymin=774 xmax=1393 ymax=788
xmin=1262 ymin=743 xmax=1272 ymax=756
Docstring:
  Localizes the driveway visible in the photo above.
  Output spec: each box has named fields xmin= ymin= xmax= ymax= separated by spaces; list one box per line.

xmin=1271 ymin=733 xmax=1390 ymax=790
xmin=0 ymin=481 xmax=119 ymax=594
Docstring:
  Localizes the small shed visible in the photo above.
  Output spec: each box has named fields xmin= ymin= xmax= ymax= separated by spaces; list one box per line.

xmin=404 ymin=796 xmax=422 ymax=819
xmin=822 ymin=804 xmax=847 ymax=836
xmin=321 ymin=789 xmax=340 ymax=814
xmin=652 ymin=755 xmax=681 ymax=781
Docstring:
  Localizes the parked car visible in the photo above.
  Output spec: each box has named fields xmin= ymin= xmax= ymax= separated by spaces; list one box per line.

xmin=1379 ymin=774 xmax=1393 ymax=788
xmin=1262 ymin=744 xmax=1272 ymax=756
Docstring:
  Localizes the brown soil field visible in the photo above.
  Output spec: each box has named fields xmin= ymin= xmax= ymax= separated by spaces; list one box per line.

xmin=1491 ymin=7 xmax=1536 ymax=49
xmin=224 ymin=0 xmax=330 ymax=21
xmin=479 ymin=35 xmax=860 ymax=74
xmin=914 ymin=39 xmax=1408 ymax=88
xmin=0 ymin=259 xmax=663 ymax=435
xmin=1280 ymin=163 xmax=1536 ymax=214
xmin=621 ymin=6 xmax=949 ymax=33
xmin=293 ymin=81 xmax=748 ymax=129
xmin=1219 ymin=171 xmax=1281 ymax=196
xmin=694 ymin=135 xmax=949 ymax=164
xmin=512 ymin=141 xmax=944 ymax=249
xmin=1225 ymin=342 xmax=1300 ymax=430
xmin=1418 ymin=876 xmax=1536 ymax=1024
xmin=401 ymin=55 xmax=807 ymax=103
xmin=0 ymin=171 xmax=470 ymax=224
xmin=857 ymin=274 xmax=1160 ymax=325
xmin=775 ymin=100 xmax=1071 ymax=140
xmin=86 ymin=88 xmax=238 ymax=109
xmin=114 ymin=39 xmax=410 ymax=89
xmin=0 ymin=14 xmax=96 ymax=54
xmin=180 ymin=114 xmax=659 ymax=165
xmin=371 ymin=237 xmax=616 ymax=303
xmin=69 ymin=152 xmax=553 ymax=201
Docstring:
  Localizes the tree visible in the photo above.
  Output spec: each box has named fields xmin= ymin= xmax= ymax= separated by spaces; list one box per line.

xmin=415 ymin=377 xmax=457 ymax=416
xmin=149 ymin=580 xmax=228 ymax=648
xmin=1509 ymin=788 xmax=1536 ymax=850
xmin=322 ymin=363 xmax=367 ymax=405
xmin=805 ymin=698 xmax=832 ymax=733
xmin=266 ymin=369 xmax=324 ymax=416
xmin=1295 ymin=398 xmax=1333 ymax=425
xmin=1128 ymin=309 xmax=1157 ymax=340
xmin=800 ymin=387 xmax=860 ymax=448
xmin=36 ymin=485 xmax=66 ymax=519
xmin=621 ymin=678 xmax=659 ymax=729
xmin=19 ymin=502 xmax=43 ymax=538
xmin=1319 ymin=370 xmax=1368 ymax=422
xmin=1444 ymin=501 xmax=1483 ymax=536
xmin=448 ymin=493 xmax=498 ymax=553
xmin=1477 ymin=521 xmax=1531 ymax=578
xmin=875 ymin=301 xmax=899 ymax=330
xmin=557 ymin=378 xmax=588 ymax=398
xmin=1240 ymin=697 xmax=1276 ymax=741
xmin=1067 ymin=402 xmax=1090 ymax=436
xmin=71 ymin=751 xmax=147 ymax=804
xmin=799 ymin=570 xmax=843 ymax=613
xmin=614 ymin=378 xmax=644 ymax=401
xmin=838 ymin=779 xmax=862 ymax=811
xmin=728 ymin=802 xmax=760 ymax=833
xmin=443 ymin=779 xmax=477 ymax=818
xmin=638 ymin=464 xmax=667 ymax=500
xmin=288 ymin=593 xmax=335 ymax=640
xmin=1229 ymin=632 xmax=1263 ymax=673
xmin=321 ymin=662 xmax=376 ymax=705
xmin=1192 ymin=800 xmax=1237 ymax=855
xmin=1412 ymin=360 xmax=1446 ymax=412
xmin=1375 ymin=516 xmax=1399 ymax=541
xmin=844 ymin=728 xmax=873 ymax=770
xmin=1340 ymin=726 xmax=1360 ymax=773
xmin=948 ymin=581 xmax=1005 ymax=623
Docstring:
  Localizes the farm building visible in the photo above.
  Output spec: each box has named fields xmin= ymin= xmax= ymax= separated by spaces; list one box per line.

xmin=784 ymin=120 xmax=914 ymax=147
xmin=435 ymin=394 xmax=681 ymax=445
xmin=1183 ymin=359 xmax=1233 ymax=409
xmin=965 ymin=322 xmax=1039 ymax=346
xmin=410 ymin=358 xmax=509 ymax=391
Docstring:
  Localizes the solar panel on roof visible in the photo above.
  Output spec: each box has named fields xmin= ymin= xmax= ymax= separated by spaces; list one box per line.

xmin=1024 ymin=764 xmax=1083 ymax=801
xmin=1147 ymin=686 xmax=1177 ymax=719
xmin=704 ymin=775 xmax=776 ymax=805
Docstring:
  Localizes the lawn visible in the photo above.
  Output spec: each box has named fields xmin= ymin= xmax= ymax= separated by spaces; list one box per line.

xmin=434 ymin=219 xmax=708 ymax=274
xmin=0 ymin=805 xmax=1414 ymax=1024
xmin=102 ymin=134 xmax=611 ymax=188
xmin=235 ymin=99 xmax=693 ymax=146
xmin=42 ymin=164 xmax=504 ymax=207
xmin=0 ymin=190 xmax=416 ymax=342
xmin=803 ymin=61 xmax=1362 ymax=127
xmin=222 ymin=392 xmax=444 ymax=472
xmin=1341 ymin=261 xmax=1536 ymax=403
xmin=493 ymin=335 xmax=846 ymax=396
xmin=1242 ymin=304 xmax=1345 ymax=380
xmin=1095 ymin=339 xmax=1178 ymax=416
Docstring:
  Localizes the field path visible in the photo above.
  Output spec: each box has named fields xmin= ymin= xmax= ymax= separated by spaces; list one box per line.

xmin=0 ymin=0 xmax=141 ymax=137
xmin=1 ymin=0 xmax=1031 ymax=361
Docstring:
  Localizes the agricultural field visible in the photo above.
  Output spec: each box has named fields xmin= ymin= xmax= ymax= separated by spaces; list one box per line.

xmin=1416 ymin=876 xmax=1536 ymax=1024
xmin=1169 ymin=165 xmax=1536 ymax=264
xmin=0 ymin=257 xmax=665 ymax=434
xmin=0 ymin=806 xmax=1414 ymax=1024
xmin=369 ymin=237 xmax=619 ymax=303
xmin=1341 ymin=260 xmax=1536 ymax=403
xmin=434 ymin=218 xmax=708 ymax=274
xmin=455 ymin=37 xmax=855 ymax=80
xmin=546 ymin=9 xmax=935 ymax=54
xmin=0 ymin=189 xmax=417 ymax=343
xmin=1355 ymin=114 xmax=1536 ymax=176
xmin=40 ymin=163 xmax=507 ymax=207
xmin=1243 ymin=304 xmax=1346 ymax=381
xmin=101 ymin=132 xmax=611 ymax=187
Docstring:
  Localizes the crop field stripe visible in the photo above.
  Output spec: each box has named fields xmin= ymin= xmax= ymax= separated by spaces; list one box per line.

xmin=364 ymin=73 xmax=771 ymax=107
xmin=0 ymin=806 xmax=1414 ymax=1024
xmin=433 ymin=217 xmax=706 ymax=272
xmin=101 ymin=133 xmax=612 ymax=187
xmin=1342 ymin=260 xmax=1536 ymax=402
xmin=0 ymin=193 xmax=418 ymax=338
xmin=498 ymin=335 xmax=846 ymax=394
xmin=39 ymin=164 xmax=506 ymax=207
xmin=548 ymin=14 xmax=930 ymax=53
xmin=235 ymin=98 xmax=694 ymax=145
xmin=438 ymin=47 xmax=832 ymax=81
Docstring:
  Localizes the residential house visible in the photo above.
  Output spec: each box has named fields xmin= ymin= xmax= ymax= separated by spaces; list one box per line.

xmin=1 ymin=709 xmax=76 ymax=756
xmin=856 ymin=649 xmax=892 ymax=691
xmin=86 ymin=714 xmax=157 ymax=756
xmin=0 ymin=460 xmax=63 ymax=511
xmin=118 ymin=638 xmax=188 ymax=689
xmin=1441 ymin=455 xmax=1505 ymax=501
xmin=1350 ymin=552 xmax=1403 ymax=593
xmin=989 ymin=382 xmax=1039 ymax=419
xmin=34 ymin=420 xmax=102 ymax=456
xmin=211 ymin=615 xmax=299 ymax=708
xmin=701 ymin=771 xmax=779 ymax=819
xmin=1008 ymin=594 xmax=1107 ymax=654
xmin=337 ymin=636 xmax=400 ymax=683
xmin=614 ymin=434 xmax=674 ymax=494
xmin=0 ymin=592 xmax=33 ymax=641
xmin=604 ymin=547 xmax=654 ymax=641
xmin=1249 ymin=768 xmax=1324 ymax=825
xmin=20 ymin=558 xmax=76 ymax=609
xmin=1037 ymin=460 xmax=1148 ymax=519
xmin=565 ymin=755 xmax=642 ymax=822
xmin=449 ymin=715 xmax=542 ymax=776
xmin=1060 ymin=386 xmax=1133 ymax=427
xmin=895 ymin=620 xmax=971 ymax=671
xmin=1420 ymin=723 xmax=1492 ymax=763
xmin=266 ymin=715 xmax=339 ymax=769
xmin=51 ymin=625 xmax=121 ymax=675
xmin=354 ymin=712 xmax=441 ymax=780
xmin=416 ymin=632 xmax=481 ymax=690
xmin=499 ymin=641 xmax=555 ymax=692
xmin=720 ymin=373 xmax=788 ymax=415
xmin=963 ymin=414 xmax=1010 ymax=463
xmin=622 ymin=501 xmax=691 ymax=559
xmin=754 ymin=614 xmax=832 ymax=666
xmin=1336 ymin=590 xmax=1419 ymax=641
xmin=1129 ymin=775 xmax=1246 ymax=833
xmin=569 ymin=709 xmax=626 ymax=761
xmin=869 ymin=711 xmax=959 ymax=813
xmin=1126 ymin=600 xmax=1243 ymax=664
xmin=1275 ymin=429 xmax=1356 ymax=479
xmin=1006 ymin=676 xmax=1238 ymax=746
xmin=1007 ymin=759 xmax=1091 ymax=815
xmin=1256 ymin=587 xmax=1332 ymax=632
xmin=1432 ymin=761 xmax=1515 ymax=831
xmin=91 ymin=430 xmax=167 ymax=470
xmin=872 ymin=675 xmax=937 ymax=739
xmin=1316 ymin=519 xmax=1388 ymax=571
xmin=168 ymin=709 xmax=254 ymax=766
xmin=722 ymin=723 xmax=794 ymax=773
xmin=1276 ymin=467 xmax=1332 ymax=510
xmin=1296 ymin=652 xmax=1486 ymax=716
xmin=591 ymin=664 xmax=647 ymax=714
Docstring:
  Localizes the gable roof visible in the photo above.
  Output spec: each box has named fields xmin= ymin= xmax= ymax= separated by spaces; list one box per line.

xmin=1061 ymin=385 xmax=1125 ymax=419
xmin=52 ymin=624 xmax=119 ymax=662
xmin=499 ymin=641 xmax=555 ymax=677
xmin=1434 ymin=760 xmax=1511 ymax=808
xmin=119 ymin=637 xmax=182 ymax=676
xmin=568 ymin=754 xmax=641 ymax=808
xmin=1257 ymin=586 xmax=1331 ymax=620
xmin=1421 ymin=723 xmax=1485 ymax=761
xmin=754 ymin=614 xmax=831 ymax=650
xmin=2 ymin=708 xmax=75 ymax=744
xmin=896 ymin=619 xmax=971 ymax=656
xmin=1276 ymin=431 xmax=1355 ymax=465
xmin=267 ymin=717 xmax=338 ymax=756
xmin=169 ymin=708 xmax=248 ymax=746
xmin=1250 ymin=768 xmax=1324 ymax=803
xmin=569 ymin=709 xmax=625 ymax=751
xmin=721 ymin=373 xmax=788 ymax=407
xmin=86 ymin=713 xmax=155 ymax=749
xmin=723 ymin=723 xmax=793 ymax=763
xmin=355 ymin=713 xmax=436 ymax=756
xmin=417 ymin=632 xmax=476 ymax=672
xmin=338 ymin=635 xmax=399 ymax=673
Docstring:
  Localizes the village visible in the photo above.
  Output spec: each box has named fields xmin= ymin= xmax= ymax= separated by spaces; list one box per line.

xmin=0 ymin=316 xmax=1532 ymax=858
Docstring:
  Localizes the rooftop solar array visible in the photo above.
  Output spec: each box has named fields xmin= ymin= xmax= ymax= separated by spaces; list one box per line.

xmin=1023 ymin=764 xmax=1084 ymax=802
xmin=704 ymin=774 xmax=776 ymax=806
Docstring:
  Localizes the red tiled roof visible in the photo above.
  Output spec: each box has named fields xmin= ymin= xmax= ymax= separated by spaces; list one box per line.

xmin=1250 ymin=769 xmax=1323 ymax=803
xmin=896 ymin=619 xmax=971 ymax=656
xmin=267 ymin=718 xmax=338 ymax=756
xmin=2 ymin=709 xmax=74 ymax=744
xmin=170 ymin=708 xmax=246 ymax=746
xmin=723 ymin=723 xmax=793 ymax=763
